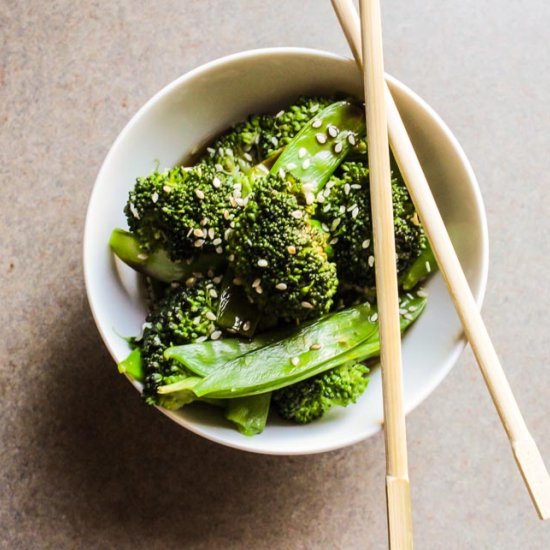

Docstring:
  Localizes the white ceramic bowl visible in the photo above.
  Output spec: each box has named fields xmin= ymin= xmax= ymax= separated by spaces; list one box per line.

xmin=84 ymin=48 xmax=488 ymax=455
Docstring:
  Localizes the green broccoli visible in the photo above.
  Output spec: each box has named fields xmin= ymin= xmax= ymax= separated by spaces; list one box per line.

xmin=272 ymin=361 xmax=370 ymax=424
xmin=137 ymin=275 xmax=223 ymax=408
xmin=227 ymin=174 xmax=338 ymax=322
xmin=125 ymin=164 xmax=238 ymax=261
xmin=319 ymin=161 xmax=426 ymax=293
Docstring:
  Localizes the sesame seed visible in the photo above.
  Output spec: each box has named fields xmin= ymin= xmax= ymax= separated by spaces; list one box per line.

xmin=329 ymin=237 xmax=339 ymax=245
xmin=208 ymin=228 xmax=215 ymax=240
xmin=408 ymin=305 xmax=418 ymax=312
xmin=213 ymin=238 xmax=222 ymax=246
xmin=406 ymin=292 xmax=414 ymax=300
xmin=348 ymin=134 xmax=356 ymax=145
xmin=347 ymin=203 xmax=358 ymax=212
xmin=399 ymin=308 xmax=408 ymax=315
xmin=404 ymin=313 xmax=413 ymax=321
xmin=271 ymin=136 xmax=279 ymax=146
xmin=193 ymin=228 xmax=204 ymax=238
xmin=339 ymin=205 xmax=346 ymax=214
xmin=224 ymin=229 xmax=233 ymax=240
xmin=316 ymin=133 xmax=327 ymax=144
xmin=425 ymin=261 xmax=432 ymax=273
xmin=275 ymin=110 xmax=285 ymax=118
xmin=255 ymin=285 xmax=263 ymax=294
xmin=212 ymin=177 xmax=222 ymax=188
xmin=344 ymin=183 xmax=351 ymax=195
xmin=252 ymin=278 xmax=261 ymax=288
xmin=368 ymin=255 xmax=375 ymax=267
xmin=321 ymin=223 xmax=329 ymax=232
xmin=195 ymin=189 xmax=205 ymax=200
xmin=302 ymin=158 xmax=311 ymax=170
xmin=328 ymin=126 xmax=339 ymax=138
xmin=334 ymin=142 xmax=343 ymax=154
xmin=370 ymin=313 xmax=378 ymax=322
xmin=316 ymin=192 xmax=325 ymax=203
xmin=226 ymin=148 xmax=234 ymax=156
xmin=257 ymin=259 xmax=268 ymax=267
xmin=215 ymin=246 xmax=223 ymax=254
xmin=163 ymin=185 xmax=172 ymax=193
xmin=235 ymin=197 xmax=245 ymax=207
xmin=286 ymin=162 xmax=297 ymax=170
xmin=291 ymin=357 xmax=299 ymax=366
xmin=195 ymin=335 xmax=208 ymax=343
xmin=211 ymin=330 xmax=222 ymax=340
xmin=417 ymin=289 xmax=428 ymax=298
xmin=223 ymin=210 xmax=231 ymax=220
xmin=207 ymin=147 xmax=215 ymax=155
xmin=352 ymin=207 xmax=359 ymax=219
xmin=311 ymin=118 xmax=322 ymax=128
xmin=311 ymin=103 xmax=320 ymax=112
xmin=291 ymin=209 xmax=304 ymax=219
xmin=276 ymin=282 xmax=287 ymax=291
xmin=298 ymin=147 xmax=307 ymax=158
xmin=194 ymin=239 xmax=205 ymax=247
xmin=185 ymin=277 xmax=196 ymax=287
xmin=137 ymin=253 xmax=148 ymax=260
xmin=362 ymin=239 xmax=370 ymax=249
xmin=200 ymin=217 xmax=209 ymax=226
xmin=229 ymin=196 xmax=237 ymax=207
xmin=213 ymin=275 xmax=223 ymax=284
xmin=278 ymin=168 xmax=286 ymax=178
xmin=209 ymin=289 xmax=218 ymax=298
xmin=287 ymin=245 xmax=297 ymax=255
xmin=228 ymin=254 xmax=235 ymax=262
xmin=215 ymin=163 xmax=223 ymax=171
xmin=151 ymin=192 xmax=159 ymax=203
xmin=243 ymin=152 xmax=253 ymax=162
xmin=310 ymin=343 xmax=322 ymax=350
xmin=331 ymin=217 xmax=341 ymax=231
xmin=206 ymin=311 xmax=217 ymax=321
xmin=301 ymin=301 xmax=314 ymax=309
xmin=323 ymin=204 xmax=331 ymax=213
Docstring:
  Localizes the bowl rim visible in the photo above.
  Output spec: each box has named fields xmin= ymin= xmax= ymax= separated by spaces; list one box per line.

xmin=83 ymin=46 xmax=489 ymax=455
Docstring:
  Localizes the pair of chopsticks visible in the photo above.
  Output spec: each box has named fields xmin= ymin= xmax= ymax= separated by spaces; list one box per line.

xmin=331 ymin=0 xmax=550 ymax=546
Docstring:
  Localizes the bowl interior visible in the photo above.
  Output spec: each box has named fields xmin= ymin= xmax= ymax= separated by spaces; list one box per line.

xmin=84 ymin=49 xmax=488 ymax=455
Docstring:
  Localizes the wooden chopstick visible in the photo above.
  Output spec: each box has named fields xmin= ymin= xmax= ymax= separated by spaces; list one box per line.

xmin=331 ymin=0 xmax=550 ymax=521
xmin=359 ymin=1 xmax=413 ymax=547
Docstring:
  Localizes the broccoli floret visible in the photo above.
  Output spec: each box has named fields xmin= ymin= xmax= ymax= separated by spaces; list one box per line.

xmin=228 ymin=174 xmax=338 ymax=322
xmin=320 ymin=161 xmax=426 ymax=291
xmin=198 ymin=97 xmax=334 ymax=172
xmin=139 ymin=276 xmax=222 ymax=408
xmin=272 ymin=362 xmax=370 ymax=424
xmin=125 ymin=165 xmax=238 ymax=261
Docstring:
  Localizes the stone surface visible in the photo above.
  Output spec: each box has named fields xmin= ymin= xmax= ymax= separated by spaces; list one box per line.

xmin=1 ymin=0 xmax=549 ymax=548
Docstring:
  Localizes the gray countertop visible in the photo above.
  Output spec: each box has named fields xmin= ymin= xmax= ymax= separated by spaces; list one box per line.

xmin=1 ymin=1 xmax=549 ymax=548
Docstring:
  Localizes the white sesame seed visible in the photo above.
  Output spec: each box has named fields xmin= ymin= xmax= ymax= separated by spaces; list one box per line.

xmin=344 ymin=183 xmax=351 ymax=195
xmin=235 ymin=197 xmax=245 ymax=207
xmin=406 ymin=292 xmax=414 ymax=300
xmin=352 ymin=207 xmax=359 ymax=219
xmin=310 ymin=343 xmax=322 ymax=350
xmin=137 ymin=253 xmax=148 ymax=260
xmin=243 ymin=152 xmax=253 ymax=162
xmin=417 ymin=289 xmax=428 ymax=298
xmin=311 ymin=118 xmax=322 ymax=128
xmin=212 ymin=177 xmax=221 ymax=188
xmin=213 ymin=276 xmax=223 ymax=284
xmin=321 ymin=223 xmax=329 ymax=232
xmin=194 ymin=239 xmax=205 ymax=247
xmin=252 ymin=278 xmax=261 ymax=288
xmin=311 ymin=103 xmax=320 ymax=112
xmin=193 ymin=228 xmax=204 ymax=238
xmin=399 ymin=308 xmax=407 ymax=315
xmin=302 ymin=158 xmax=311 ymax=170
xmin=298 ymin=147 xmax=307 ymax=158
xmin=151 ymin=192 xmax=159 ymax=203
xmin=301 ymin=301 xmax=314 ymax=309
xmin=362 ymin=239 xmax=370 ymax=249
xmin=224 ymin=229 xmax=233 ymax=241
xmin=275 ymin=110 xmax=285 ymax=118
xmin=278 ymin=168 xmax=286 ymax=178
xmin=329 ymin=237 xmax=339 ymax=245
xmin=208 ymin=228 xmax=215 ymax=240
xmin=291 ymin=357 xmax=299 ymax=366
xmin=425 ymin=261 xmax=432 ymax=273
xmin=226 ymin=148 xmax=234 ymax=156
xmin=291 ymin=209 xmax=304 ymax=219
xmin=206 ymin=311 xmax=217 ymax=321
xmin=316 ymin=192 xmax=325 ymax=203
xmin=351 ymin=184 xmax=362 ymax=189
xmin=271 ymin=136 xmax=279 ymax=146
xmin=255 ymin=285 xmax=263 ymax=294
xmin=334 ymin=142 xmax=343 ymax=154
xmin=348 ymin=134 xmax=356 ymax=145
xmin=211 ymin=330 xmax=222 ymax=340
xmin=229 ymin=196 xmax=237 ymax=208
xmin=195 ymin=335 xmax=208 ymax=343
xmin=275 ymin=282 xmax=287 ymax=291
xmin=223 ymin=210 xmax=231 ymax=220
xmin=209 ymin=289 xmax=218 ymax=298
xmin=185 ymin=277 xmax=196 ymax=287
xmin=316 ymin=133 xmax=327 ymax=144
xmin=331 ymin=217 xmax=341 ymax=231
xmin=213 ymin=238 xmax=222 ymax=246
xmin=195 ymin=189 xmax=205 ymax=200
xmin=287 ymin=245 xmax=297 ymax=255
xmin=215 ymin=163 xmax=223 ymax=171
xmin=404 ymin=313 xmax=413 ymax=321
xmin=370 ymin=313 xmax=378 ymax=322
xmin=163 ymin=185 xmax=172 ymax=193
xmin=242 ymin=321 xmax=251 ymax=332
xmin=323 ymin=204 xmax=331 ymax=213
xmin=215 ymin=246 xmax=223 ymax=254
xmin=207 ymin=147 xmax=215 ymax=155
xmin=368 ymin=255 xmax=375 ymax=267
xmin=257 ymin=259 xmax=268 ymax=267
xmin=228 ymin=254 xmax=235 ymax=262
xmin=339 ymin=205 xmax=346 ymax=214
xmin=200 ymin=217 xmax=209 ymax=226
xmin=408 ymin=305 xmax=418 ymax=312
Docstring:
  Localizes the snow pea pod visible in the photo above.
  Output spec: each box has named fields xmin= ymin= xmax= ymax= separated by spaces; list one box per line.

xmin=193 ymin=295 xmax=426 ymax=398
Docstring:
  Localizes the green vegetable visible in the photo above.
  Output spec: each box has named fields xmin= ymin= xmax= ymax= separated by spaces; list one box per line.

xmin=193 ymin=294 xmax=426 ymax=399
xmin=271 ymin=100 xmax=365 ymax=192
xmin=401 ymin=243 xmax=436 ymax=290
xmin=117 ymin=348 xmax=144 ymax=382
xmin=273 ymin=361 xmax=369 ymax=424
xmin=225 ymin=393 xmax=272 ymax=436
xmin=109 ymin=229 xmax=225 ymax=283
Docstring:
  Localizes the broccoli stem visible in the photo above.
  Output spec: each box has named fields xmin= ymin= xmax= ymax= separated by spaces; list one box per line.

xmin=109 ymin=228 xmax=225 ymax=283
xmin=192 ymin=294 xmax=427 ymax=399
xmin=224 ymin=393 xmax=272 ymax=436
xmin=270 ymin=100 xmax=365 ymax=192
xmin=401 ymin=243 xmax=437 ymax=291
